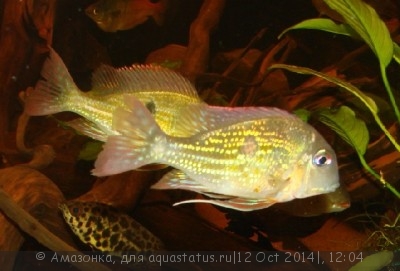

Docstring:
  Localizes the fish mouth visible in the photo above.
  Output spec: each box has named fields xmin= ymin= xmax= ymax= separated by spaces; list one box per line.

xmin=297 ymin=182 xmax=340 ymax=199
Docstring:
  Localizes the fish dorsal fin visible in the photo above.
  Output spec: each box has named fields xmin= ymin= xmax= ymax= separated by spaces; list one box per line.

xmin=90 ymin=64 xmax=200 ymax=99
xmin=174 ymin=103 xmax=298 ymax=136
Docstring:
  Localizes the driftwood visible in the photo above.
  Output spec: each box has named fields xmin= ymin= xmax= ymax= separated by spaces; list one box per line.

xmin=0 ymin=109 xmax=112 ymax=271
xmin=0 ymin=188 xmax=111 ymax=271
xmin=180 ymin=0 xmax=226 ymax=81
xmin=0 ymin=144 xmax=75 ymax=270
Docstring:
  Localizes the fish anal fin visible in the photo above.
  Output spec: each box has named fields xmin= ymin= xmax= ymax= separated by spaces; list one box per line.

xmin=67 ymin=118 xmax=109 ymax=142
xmin=151 ymin=169 xmax=207 ymax=192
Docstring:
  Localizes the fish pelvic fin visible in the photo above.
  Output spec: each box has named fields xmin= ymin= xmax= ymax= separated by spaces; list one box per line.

xmin=173 ymin=197 xmax=276 ymax=212
xmin=92 ymin=95 xmax=165 ymax=176
xmin=25 ymin=48 xmax=81 ymax=116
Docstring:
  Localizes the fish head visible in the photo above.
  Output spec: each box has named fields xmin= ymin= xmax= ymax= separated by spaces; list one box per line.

xmin=59 ymin=201 xmax=110 ymax=245
xmin=85 ymin=0 xmax=167 ymax=32
xmin=85 ymin=0 xmax=124 ymax=32
xmin=279 ymin=129 xmax=340 ymax=201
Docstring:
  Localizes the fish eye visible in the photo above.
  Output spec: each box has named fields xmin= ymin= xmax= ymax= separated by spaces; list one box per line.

xmin=312 ymin=149 xmax=332 ymax=167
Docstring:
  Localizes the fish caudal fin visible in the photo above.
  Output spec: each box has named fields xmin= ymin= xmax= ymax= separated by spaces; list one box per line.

xmin=92 ymin=96 xmax=165 ymax=176
xmin=24 ymin=48 xmax=81 ymax=116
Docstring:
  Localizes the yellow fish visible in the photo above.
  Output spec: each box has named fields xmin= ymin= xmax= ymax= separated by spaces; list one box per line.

xmin=93 ymin=96 xmax=340 ymax=211
xmin=24 ymin=48 xmax=203 ymax=142
xmin=85 ymin=0 xmax=168 ymax=32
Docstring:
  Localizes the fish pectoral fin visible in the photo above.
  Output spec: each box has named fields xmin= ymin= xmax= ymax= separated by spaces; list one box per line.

xmin=151 ymin=169 xmax=208 ymax=192
xmin=173 ymin=197 xmax=277 ymax=212
xmin=67 ymin=118 xmax=109 ymax=142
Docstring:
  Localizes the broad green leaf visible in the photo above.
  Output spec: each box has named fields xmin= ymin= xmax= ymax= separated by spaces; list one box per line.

xmin=78 ymin=140 xmax=103 ymax=161
xmin=348 ymin=250 xmax=393 ymax=271
xmin=269 ymin=64 xmax=378 ymax=114
xmin=318 ymin=106 xmax=369 ymax=155
xmin=393 ymin=42 xmax=400 ymax=65
xmin=324 ymin=0 xmax=393 ymax=67
xmin=279 ymin=18 xmax=359 ymax=39
xmin=293 ymin=108 xmax=311 ymax=122
xmin=347 ymin=92 xmax=392 ymax=117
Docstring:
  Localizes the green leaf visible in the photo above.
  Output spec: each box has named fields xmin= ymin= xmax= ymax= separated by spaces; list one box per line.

xmin=324 ymin=0 xmax=393 ymax=67
xmin=279 ymin=18 xmax=359 ymax=39
xmin=269 ymin=64 xmax=378 ymax=114
xmin=318 ymin=106 xmax=369 ymax=155
xmin=78 ymin=141 xmax=104 ymax=161
xmin=348 ymin=250 xmax=393 ymax=271
xmin=293 ymin=108 xmax=311 ymax=122
xmin=393 ymin=42 xmax=400 ymax=65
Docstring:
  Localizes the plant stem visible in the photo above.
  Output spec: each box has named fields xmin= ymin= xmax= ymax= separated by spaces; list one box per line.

xmin=358 ymin=154 xmax=400 ymax=199
xmin=380 ymin=64 xmax=400 ymax=123
xmin=371 ymin=113 xmax=400 ymax=153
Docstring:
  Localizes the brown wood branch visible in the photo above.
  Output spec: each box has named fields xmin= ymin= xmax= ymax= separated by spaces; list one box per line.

xmin=0 ymin=140 xmax=75 ymax=270
xmin=180 ymin=0 xmax=226 ymax=81
xmin=0 ymin=187 xmax=111 ymax=271
xmin=0 ymin=165 xmax=74 ymax=270
xmin=0 ymin=113 xmax=81 ymax=269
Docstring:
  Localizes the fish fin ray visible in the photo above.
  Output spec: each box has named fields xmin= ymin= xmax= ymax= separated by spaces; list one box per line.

xmin=151 ymin=169 xmax=207 ymax=191
xmin=92 ymin=96 xmax=165 ymax=176
xmin=25 ymin=48 xmax=81 ymax=116
xmin=67 ymin=118 xmax=109 ymax=142
xmin=91 ymin=64 xmax=200 ymax=100
xmin=173 ymin=197 xmax=276 ymax=211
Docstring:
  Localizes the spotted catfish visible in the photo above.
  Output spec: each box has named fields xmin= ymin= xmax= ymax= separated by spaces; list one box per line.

xmin=59 ymin=201 xmax=164 ymax=256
